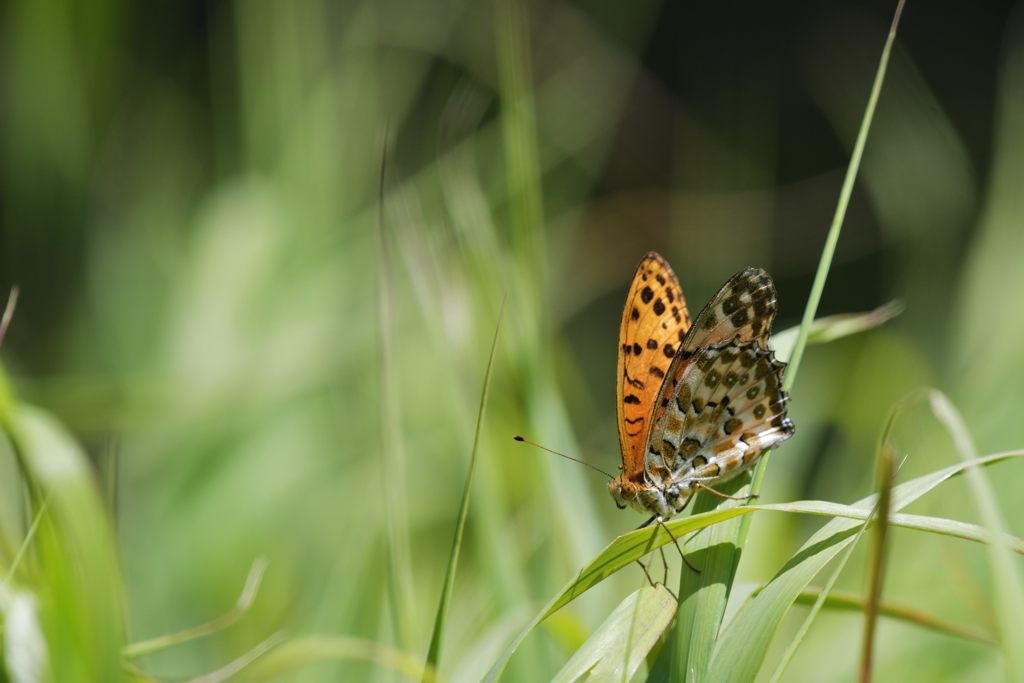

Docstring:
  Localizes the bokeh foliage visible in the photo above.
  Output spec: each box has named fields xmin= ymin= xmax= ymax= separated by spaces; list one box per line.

xmin=2 ymin=1 xmax=1024 ymax=681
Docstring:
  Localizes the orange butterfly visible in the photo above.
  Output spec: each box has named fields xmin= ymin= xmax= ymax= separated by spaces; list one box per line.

xmin=608 ymin=252 xmax=794 ymax=520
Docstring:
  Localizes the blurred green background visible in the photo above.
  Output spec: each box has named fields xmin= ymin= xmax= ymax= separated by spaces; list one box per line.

xmin=2 ymin=0 xmax=1023 ymax=680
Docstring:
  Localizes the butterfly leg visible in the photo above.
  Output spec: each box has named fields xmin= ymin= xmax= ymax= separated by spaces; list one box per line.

xmin=695 ymin=482 xmax=758 ymax=502
xmin=658 ymin=545 xmax=670 ymax=585
xmin=635 ymin=557 xmax=659 ymax=588
xmin=657 ymin=516 xmax=701 ymax=574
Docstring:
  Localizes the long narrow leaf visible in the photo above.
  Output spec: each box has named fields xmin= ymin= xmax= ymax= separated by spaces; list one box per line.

xmin=669 ymin=302 xmax=902 ymax=680
xmin=929 ymin=391 xmax=1024 ymax=680
xmin=551 ymin=586 xmax=676 ymax=683
xmin=423 ymin=302 xmax=505 ymax=677
xmin=484 ymin=451 xmax=1024 ymax=681
xmin=704 ymin=450 xmax=1022 ymax=683
xmin=672 ymin=476 xmax=747 ymax=681
xmin=769 ymin=416 xmax=900 ymax=683
xmin=243 ymin=635 xmax=439 ymax=683
xmin=708 ymin=7 xmax=909 ymax=675
xmin=789 ymin=587 xmax=996 ymax=646
xmin=122 ymin=557 xmax=269 ymax=658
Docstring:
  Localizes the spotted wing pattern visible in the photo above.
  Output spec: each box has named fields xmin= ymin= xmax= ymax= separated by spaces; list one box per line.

xmin=616 ymin=252 xmax=691 ymax=480
xmin=644 ymin=339 xmax=794 ymax=489
xmin=650 ymin=267 xmax=778 ymax=428
xmin=686 ymin=267 xmax=777 ymax=351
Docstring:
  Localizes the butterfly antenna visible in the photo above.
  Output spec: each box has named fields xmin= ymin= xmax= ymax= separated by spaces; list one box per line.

xmin=512 ymin=435 xmax=616 ymax=479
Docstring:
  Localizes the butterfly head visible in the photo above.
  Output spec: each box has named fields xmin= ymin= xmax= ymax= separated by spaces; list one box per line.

xmin=607 ymin=475 xmax=637 ymax=511
xmin=609 ymin=475 xmax=690 ymax=519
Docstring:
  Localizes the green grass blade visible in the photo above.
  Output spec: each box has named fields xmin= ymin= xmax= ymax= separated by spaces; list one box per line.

xmin=706 ymin=450 xmax=1022 ymax=683
xmin=423 ymin=302 xmax=505 ymax=678
xmin=2 ymin=497 xmax=48 ymax=587
xmin=778 ymin=0 xmax=906 ymax=391
xmin=929 ymin=391 xmax=1024 ymax=680
xmin=771 ymin=301 xmax=903 ymax=364
xmin=551 ymin=586 xmax=676 ymax=683
xmin=672 ymin=476 xmax=748 ymax=681
xmin=668 ymin=302 xmax=902 ymax=680
xmin=699 ymin=4 xmax=907 ymax=677
xmin=769 ymin=406 xmax=900 ymax=683
xmin=789 ymin=587 xmax=997 ymax=646
xmin=122 ymin=557 xmax=268 ymax=658
xmin=3 ymin=405 xmax=125 ymax=682
xmin=485 ymin=451 xmax=1024 ymax=681
xmin=243 ymin=635 xmax=439 ymax=682
xmin=0 ymin=287 xmax=19 ymax=350
xmin=860 ymin=444 xmax=896 ymax=682
xmin=767 ymin=517 xmax=867 ymax=683
xmin=755 ymin=502 xmax=1024 ymax=554
xmin=742 ymin=0 xmax=907 ymax=530
xmin=167 ymin=632 xmax=285 ymax=683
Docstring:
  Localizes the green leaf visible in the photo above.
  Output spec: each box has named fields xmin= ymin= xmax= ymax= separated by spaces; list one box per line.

xmin=485 ymin=452 xmax=1024 ymax=681
xmin=771 ymin=301 xmax=903 ymax=364
xmin=3 ymin=405 xmax=125 ymax=682
xmin=672 ymin=476 xmax=748 ymax=681
xmin=929 ymin=392 xmax=1024 ymax=680
xmin=551 ymin=585 xmax=676 ymax=683
xmin=424 ymin=302 xmax=504 ymax=677
xmin=122 ymin=557 xmax=269 ymax=658
xmin=243 ymin=635 xmax=438 ymax=682
xmin=789 ymin=587 xmax=997 ymax=646
xmin=705 ymin=450 xmax=1024 ymax=683
xmin=713 ymin=4 xmax=908 ymax=677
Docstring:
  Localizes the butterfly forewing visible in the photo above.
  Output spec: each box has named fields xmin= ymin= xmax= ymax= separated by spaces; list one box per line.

xmin=616 ymin=252 xmax=691 ymax=480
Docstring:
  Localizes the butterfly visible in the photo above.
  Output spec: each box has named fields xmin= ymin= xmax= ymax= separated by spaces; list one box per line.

xmin=608 ymin=252 xmax=794 ymax=520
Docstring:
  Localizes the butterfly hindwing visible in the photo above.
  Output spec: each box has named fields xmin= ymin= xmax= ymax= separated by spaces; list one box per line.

xmin=616 ymin=252 xmax=691 ymax=480
xmin=646 ymin=339 xmax=794 ymax=486
xmin=647 ymin=267 xmax=778 ymax=429
xmin=686 ymin=267 xmax=777 ymax=351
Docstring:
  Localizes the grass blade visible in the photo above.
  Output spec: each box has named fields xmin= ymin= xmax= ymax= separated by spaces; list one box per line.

xmin=742 ymin=0 xmax=908 ymax=528
xmin=180 ymin=632 xmax=286 ymax=683
xmin=860 ymin=444 xmax=896 ymax=682
xmin=2 ymin=498 xmax=48 ymax=587
xmin=929 ymin=391 xmax=1024 ymax=681
xmin=0 ymin=287 xmax=19 ymax=351
xmin=485 ymin=451 xmax=1024 ymax=681
xmin=243 ymin=635 xmax=439 ymax=682
xmin=672 ymin=476 xmax=747 ymax=681
xmin=2 ymin=405 xmax=125 ymax=681
xmin=769 ymin=403 xmax=902 ymax=683
xmin=789 ymin=587 xmax=997 ymax=646
xmin=771 ymin=301 xmax=903 ymax=364
xmin=551 ymin=586 xmax=676 ymax=683
xmin=695 ymin=4 xmax=908 ymax=676
xmin=778 ymin=0 xmax=906 ymax=391
xmin=423 ymin=301 xmax=505 ymax=677
xmin=122 ymin=557 xmax=269 ymax=658
xmin=706 ymin=449 xmax=1020 ymax=683
xmin=668 ymin=302 xmax=902 ymax=680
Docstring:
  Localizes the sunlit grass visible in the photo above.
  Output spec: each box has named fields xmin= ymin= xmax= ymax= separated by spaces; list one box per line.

xmin=1 ymin=0 xmax=1024 ymax=681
